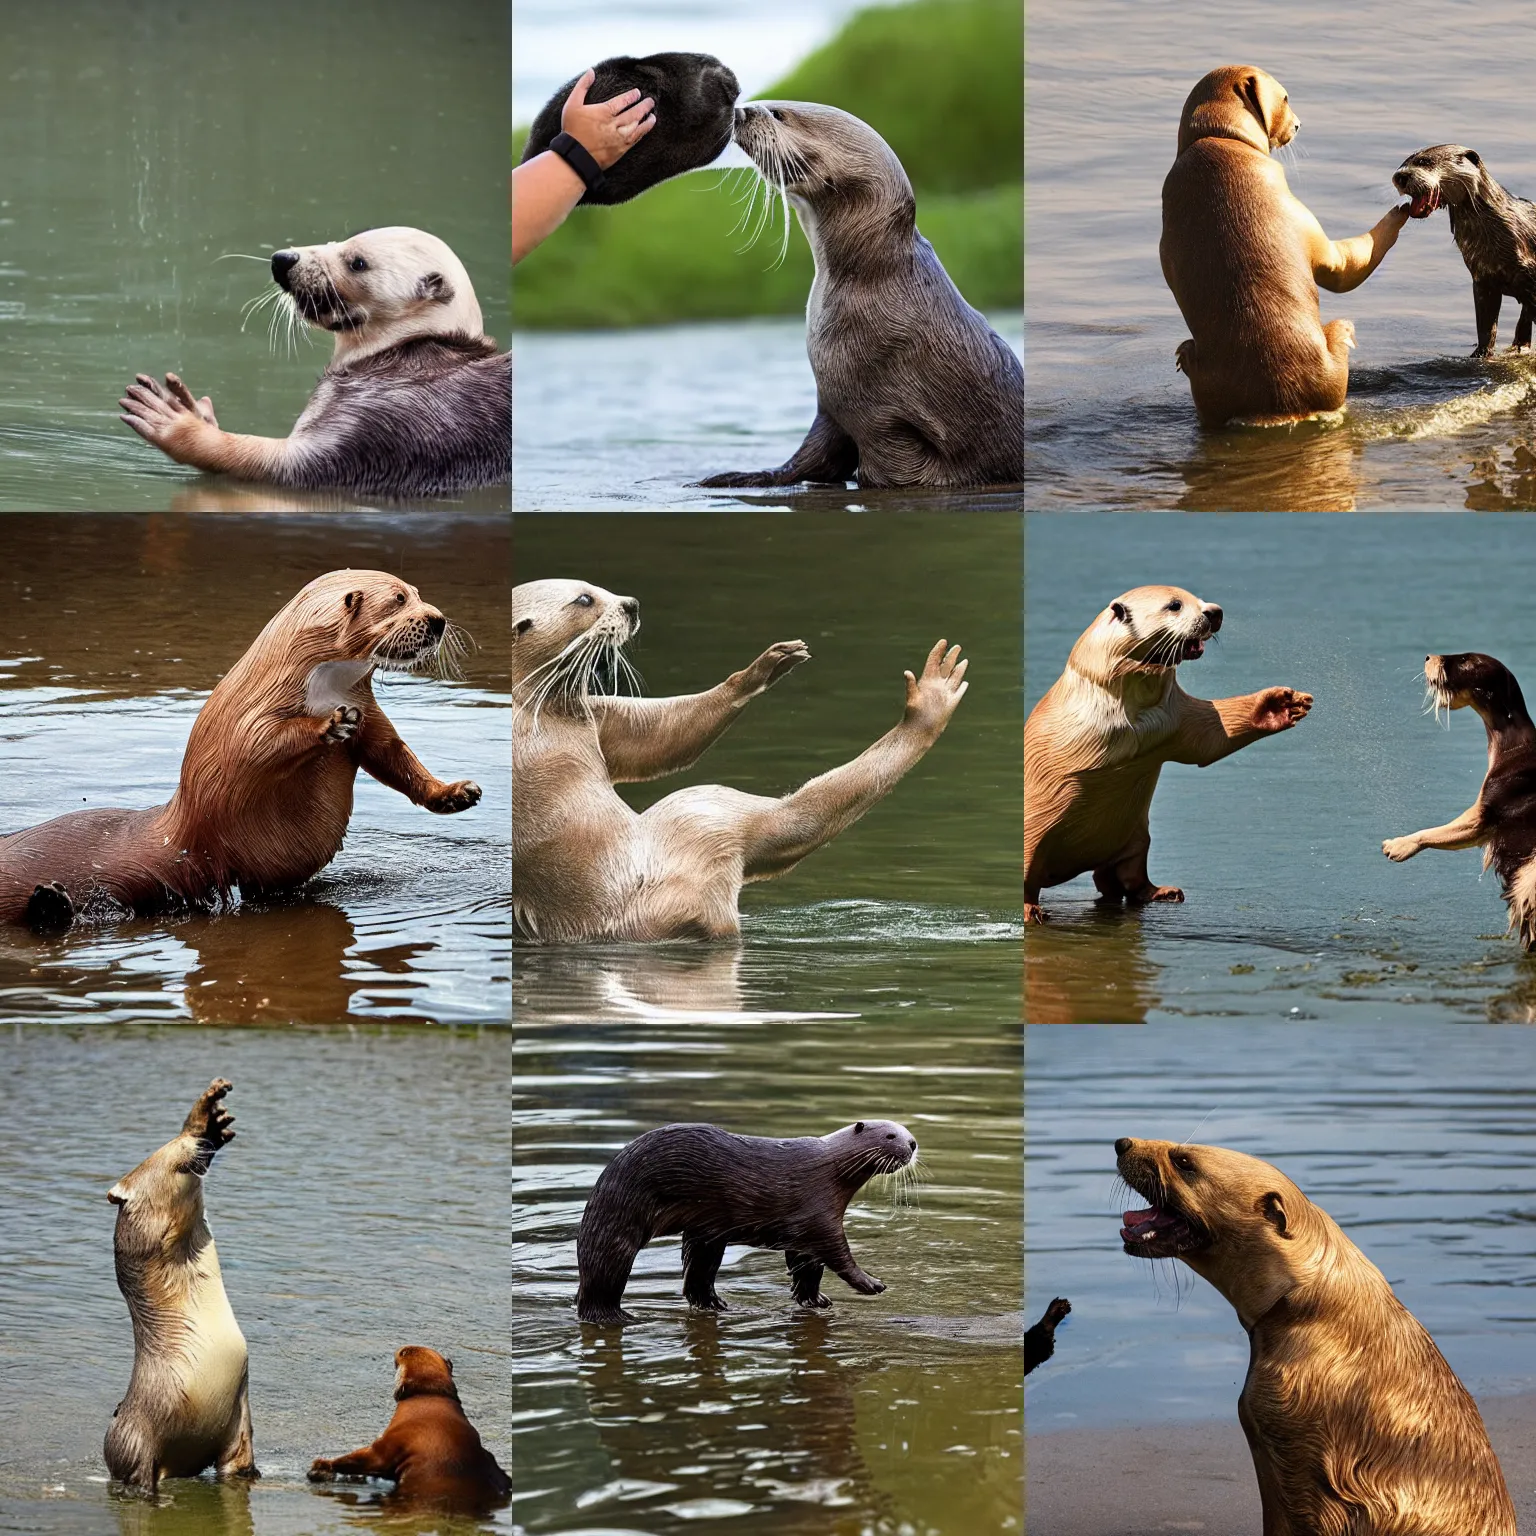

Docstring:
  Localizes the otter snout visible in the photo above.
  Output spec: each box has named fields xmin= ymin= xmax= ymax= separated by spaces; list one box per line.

xmin=1115 ymin=1137 xmax=1133 ymax=1156
xmin=271 ymin=249 xmax=300 ymax=287
xmin=1200 ymin=603 xmax=1223 ymax=635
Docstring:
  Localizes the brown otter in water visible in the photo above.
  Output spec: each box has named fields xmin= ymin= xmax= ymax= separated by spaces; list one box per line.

xmin=0 ymin=569 xmax=480 ymax=932
xmin=1394 ymin=146 xmax=1536 ymax=355
xmin=121 ymin=227 xmax=507 ymax=497
xmin=1383 ymin=652 xmax=1536 ymax=947
xmin=308 ymin=1347 xmax=509 ymax=1516
xmin=105 ymin=1079 xmax=256 ymax=1491
xmin=1116 ymin=1136 xmax=1515 ymax=1535
xmin=521 ymin=53 xmax=740 ymax=204
xmin=576 ymin=1120 xmax=918 ymax=1325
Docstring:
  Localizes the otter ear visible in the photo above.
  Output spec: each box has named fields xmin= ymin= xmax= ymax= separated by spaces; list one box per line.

xmin=1465 ymin=149 xmax=1482 ymax=168
xmin=1237 ymin=73 xmax=1267 ymax=132
xmin=343 ymin=589 xmax=366 ymax=614
xmin=443 ymin=1356 xmax=453 ymax=1375
xmin=1110 ymin=601 xmax=1129 ymax=624
xmin=1259 ymin=1190 xmax=1290 ymax=1236
xmin=418 ymin=271 xmax=453 ymax=303
xmin=854 ymin=1121 xmax=865 ymax=1133
xmin=515 ymin=617 xmax=534 ymax=636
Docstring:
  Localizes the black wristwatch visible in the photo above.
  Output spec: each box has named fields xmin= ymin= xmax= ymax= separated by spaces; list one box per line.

xmin=549 ymin=131 xmax=607 ymax=196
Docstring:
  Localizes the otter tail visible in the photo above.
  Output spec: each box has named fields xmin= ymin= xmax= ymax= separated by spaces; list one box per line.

xmin=1506 ymin=855 xmax=1536 ymax=951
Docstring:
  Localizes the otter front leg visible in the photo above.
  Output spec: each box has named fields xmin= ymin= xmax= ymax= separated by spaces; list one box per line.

xmin=216 ymin=1365 xmax=258 ymax=1479
xmin=1473 ymin=280 xmax=1504 ymax=357
xmin=681 ymin=1234 xmax=729 ymax=1312
xmin=1513 ymin=303 xmax=1533 ymax=353
xmin=813 ymin=1228 xmax=885 ymax=1297
xmin=357 ymin=705 xmax=481 ymax=814
xmin=120 ymin=373 xmax=299 ymax=481
xmin=576 ymin=1231 xmax=641 ymax=1326
xmin=1166 ymin=687 xmax=1312 ymax=767
xmin=308 ymin=1443 xmax=397 ymax=1483
xmin=1383 ymin=804 xmax=1484 ymax=860
xmin=697 ymin=409 xmax=859 ymax=488
xmin=786 ymin=1251 xmax=830 ymax=1308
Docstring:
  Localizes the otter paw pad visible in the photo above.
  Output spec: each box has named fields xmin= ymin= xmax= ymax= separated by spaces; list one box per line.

xmin=325 ymin=705 xmax=363 ymax=741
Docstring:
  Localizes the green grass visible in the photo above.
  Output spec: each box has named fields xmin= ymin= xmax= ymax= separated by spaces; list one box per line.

xmin=512 ymin=0 xmax=1021 ymax=330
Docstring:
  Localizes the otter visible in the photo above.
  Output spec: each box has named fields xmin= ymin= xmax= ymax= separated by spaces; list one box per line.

xmin=1393 ymin=145 xmax=1536 ymax=355
xmin=120 ymin=227 xmax=507 ymax=497
xmin=697 ymin=102 xmax=1024 ymax=490
xmin=308 ymin=1347 xmax=509 ymax=1516
xmin=1024 ymin=585 xmax=1311 ymax=924
xmin=0 ymin=569 xmax=480 ymax=932
xmin=105 ymin=1079 xmax=256 ymax=1491
xmin=512 ymin=578 xmax=966 ymax=943
xmin=1162 ymin=66 xmax=1409 ymax=426
xmin=1115 ymin=1136 xmax=1515 ymax=1535
xmin=576 ymin=1119 xmax=918 ymax=1325
xmin=520 ymin=53 xmax=740 ymax=204
xmin=1383 ymin=651 xmax=1536 ymax=946
xmin=1024 ymin=1297 xmax=1071 ymax=1375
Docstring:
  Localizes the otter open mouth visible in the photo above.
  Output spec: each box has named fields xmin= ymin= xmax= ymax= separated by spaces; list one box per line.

xmin=288 ymin=287 xmax=367 ymax=332
xmin=1120 ymin=1204 xmax=1205 ymax=1258
xmin=1408 ymin=187 xmax=1440 ymax=219
xmin=1181 ymin=636 xmax=1206 ymax=661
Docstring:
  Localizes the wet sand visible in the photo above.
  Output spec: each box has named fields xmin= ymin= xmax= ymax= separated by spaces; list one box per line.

xmin=1027 ymin=1394 xmax=1536 ymax=1531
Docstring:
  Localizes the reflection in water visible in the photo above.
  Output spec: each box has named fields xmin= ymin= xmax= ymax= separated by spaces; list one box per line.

xmin=0 ymin=515 xmax=509 ymax=1025
xmin=1024 ymin=913 xmax=1159 ymax=1025
xmin=1171 ymin=415 xmax=1362 ymax=513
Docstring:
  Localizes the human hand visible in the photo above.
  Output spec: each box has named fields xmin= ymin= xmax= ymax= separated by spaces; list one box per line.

xmin=562 ymin=69 xmax=657 ymax=170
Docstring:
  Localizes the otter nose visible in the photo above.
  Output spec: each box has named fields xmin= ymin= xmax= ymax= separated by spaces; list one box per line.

xmin=271 ymin=249 xmax=300 ymax=283
xmin=621 ymin=597 xmax=640 ymax=620
xmin=426 ymin=614 xmax=445 ymax=638
xmin=1202 ymin=604 xmax=1223 ymax=633
xmin=1115 ymin=1137 xmax=1133 ymax=1157
xmin=908 ymin=1138 xmax=917 ymax=1151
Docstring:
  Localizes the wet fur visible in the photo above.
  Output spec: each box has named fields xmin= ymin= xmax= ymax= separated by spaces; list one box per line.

xmin=575 ymin=1120 xmax=917 ymax=1324
xmin=1116 ymin=1137 xmax=1515 ymax=1535
xmin=0 ymin=570 xmax=480 ymax=930
xmin=105 ymin=1080 xmax=255 ymax=1490
xmin=698 ymin=103 xmax=1024 ymax=490
xmin=308 ymin=1347 xmax=509 ymax=1516
xmin=1024 ymin=1297 xmax=1071 ymax=1374
xmin=520 ymin=52 xmax=740 ymax=204
xmin=1393 ymin=146 xmax=1536 ymax=355
xmin=512 ymin=578 xmax=966 ymax=943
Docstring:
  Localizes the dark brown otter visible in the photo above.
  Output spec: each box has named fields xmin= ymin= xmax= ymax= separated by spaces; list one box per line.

xmin=1383 ymin=652 xmax=1536 ymax=946
xmin=576 ymin=1120 xmax=918 ymax=1325
xmin=520 ymin=53 xmax=740 ymax=204
xmin=1024 ymin=1297 xmax=1071 ymax=1375
xmin=308 ymin=1347 xmax=509 ymax=1517
xmin=1393 ymin=146 xmax=1536 ymax=355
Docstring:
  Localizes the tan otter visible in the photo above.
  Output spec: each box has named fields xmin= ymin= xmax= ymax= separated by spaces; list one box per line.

xmin=1024 ymin=586 xmax=1311 ymax=924
xmin=0 ymin=569 xmax=480 ymax=931
xmin=309 ymin=1347 xmax=509 ymax=1516
xmin=120 ymin=228 xmax=507 ymax=496
xmin=1115 ymin=1136 xmax=1515 ymax=1535
xmin=105 ymin=1079 xmax=255 ymax=1491
xmin=1162 ymin=66 xmax=1410 ymax=426
xmin=512 ymin=578 xmax=966 ymax=942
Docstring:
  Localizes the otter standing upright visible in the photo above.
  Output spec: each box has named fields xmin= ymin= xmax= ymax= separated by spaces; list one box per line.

xmin=105 ymin=1079 xmax=256 ymax=1491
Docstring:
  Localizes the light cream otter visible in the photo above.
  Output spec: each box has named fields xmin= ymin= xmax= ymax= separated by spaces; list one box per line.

xmin=1162 ymin=66 xmax=1409 ymax=426
xmin=1116 ymin=1136 xmax=1515 ymax=1535
xmin=512 ymin=578 xmax=966 ymax=942
xmin=1024 ymin=585 xmax=1311 ymax=924
xmin=104 ymin=1079 xmax=256 ymax=1491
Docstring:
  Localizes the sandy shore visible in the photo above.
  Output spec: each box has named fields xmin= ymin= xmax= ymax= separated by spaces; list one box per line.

xmin=1027 ymin=1394 xmax=1536 ymax=1533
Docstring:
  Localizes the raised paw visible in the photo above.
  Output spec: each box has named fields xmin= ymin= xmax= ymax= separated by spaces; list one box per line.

xmin=425 ymin=779 xmax=482 ymax=814
xmin=25 ymin=881 xmax=75 ymax=935
xmin=1252 ymin=687 xmax=1312 ymax=733
xmin=902 ymin=639 xmax=969 ymax=737
xmin=1382 ymin=836 xmax=1419 ymax=862
xmin=324 ymin=705 xmax=363 ymax=742
xmin=742 ymin=639 xmax=812 ymax=694
xmin=1040 ymin=1297 xmax=1072 ymax=1328
xmin=119 ymin=372 xmax=220 ymax=462
xmin=184 ymin=1078 xmax=235 ymax=1146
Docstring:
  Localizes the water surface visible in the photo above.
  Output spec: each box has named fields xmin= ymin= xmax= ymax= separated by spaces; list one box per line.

xmin=1026 ymin=513 xmax=1536 ymax=1021
xmin=0 ymin=516 xmax=510 ymax=1024
xmin=0 ymin=1025 xmax=509 ymax=1536
xmin=1026 ymin=0 xmax=1536 ymax=510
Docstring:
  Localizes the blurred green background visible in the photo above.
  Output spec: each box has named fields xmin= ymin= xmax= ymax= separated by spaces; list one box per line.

xmin=512 ymin=0 xmax=1022 ymax=329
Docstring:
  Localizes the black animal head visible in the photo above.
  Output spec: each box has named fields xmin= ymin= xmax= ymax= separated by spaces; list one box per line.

xmin=520 ymin=53 xmax=740 ymax=206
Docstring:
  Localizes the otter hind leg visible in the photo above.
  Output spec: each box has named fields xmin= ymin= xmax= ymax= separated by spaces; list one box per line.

xmin=1473 ymin=280 xmax=1504 ymax=357
xmin=1513 ymin=302 xmax=1533 ymax=352
xmin=216 ymin=1367 xmax=258 ymax=1479
xmin=696 ymin=410 xmax=859 ymax=489
xmin=786 ymin=1250 xmax=830 ymax=1309
xmin=104 ymin=1412 xmax=160 ymax=1492
xmin=681 ymin=1234 xmax=729 ymax=1312
xmin=1110 ymin=841 xmax=1183 ymax=907
xmin=25 ymin=881 xmax=75 ymax=935
xmin=1091 ymin=867 xmax=1128 ymax=906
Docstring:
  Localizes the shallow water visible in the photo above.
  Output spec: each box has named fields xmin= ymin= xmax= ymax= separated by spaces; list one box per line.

xmin=0 ymin=516 xmax=510 ymax=1024
xmin=1026 ymin=512 xmax=1536 ymax=1021
xmin=0 ymin=1025 xmax=509 ymax=1536
xmin=511 ymin=316 xmax=1024 ymax=512
xmin=0 ymin=0 xmax=507 ymax=512
xmin=1026 ymin=0 xmax=1536 ymax=510
xmin=1024 ymin=1022 xmax=1536 ymax=1433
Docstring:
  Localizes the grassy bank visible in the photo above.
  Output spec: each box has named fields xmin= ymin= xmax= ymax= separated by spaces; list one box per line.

xmin=513 ymin=0 xmax=1021 ymax=330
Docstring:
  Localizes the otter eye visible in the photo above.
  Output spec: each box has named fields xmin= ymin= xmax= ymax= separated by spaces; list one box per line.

xmin=347 ymin=255 xmax=369 ymax=273
xmin=573 ymin=593 xmax=595 ymax=608
xmin=886 ymin=1132 xmax=896 ymax=1140
xmin=1172 ymin=1153 xmax=1196 ymax=1174
xmin=854 ymin=1121 xmax=865 ymax=1133
xmin=395 ymin=591 xmax=407 ymax=605
xmin=770 ymin=108 xmax=785 ymax=121
xmin=1166 ymin=600 xmax=1182 ymax=613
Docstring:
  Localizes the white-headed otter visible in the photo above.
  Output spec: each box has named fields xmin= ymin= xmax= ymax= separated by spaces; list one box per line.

xmin=576 ymin=1120 xmax=918 ymax=1325
xmin=308 ymin=1347 xmax=510 ymax=1517
xmin=1024 ymin=585 xmax=1312 ymax=924
xmin=121 ymin=227 xmax=507 ymax=497
xmin=105 ymin=1079 xmax=256 ymax=1491
xmin=520 ymin=53 xmax=740 ymax=204
xmin=512 ymin=577 xmax=967 ymax=943
xmin=698 ymin=102 xmax=1024 ymax=490
xmin=1383 ymin=651 xmax=1536 ymax=947
xmin=1115 ymin=1136 xmax=1515 ymax=1535
xmin=1393 ymin=145 xmax=1536 ymax=355
xmin=0 ymin=569 xmax=480 ymax=932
